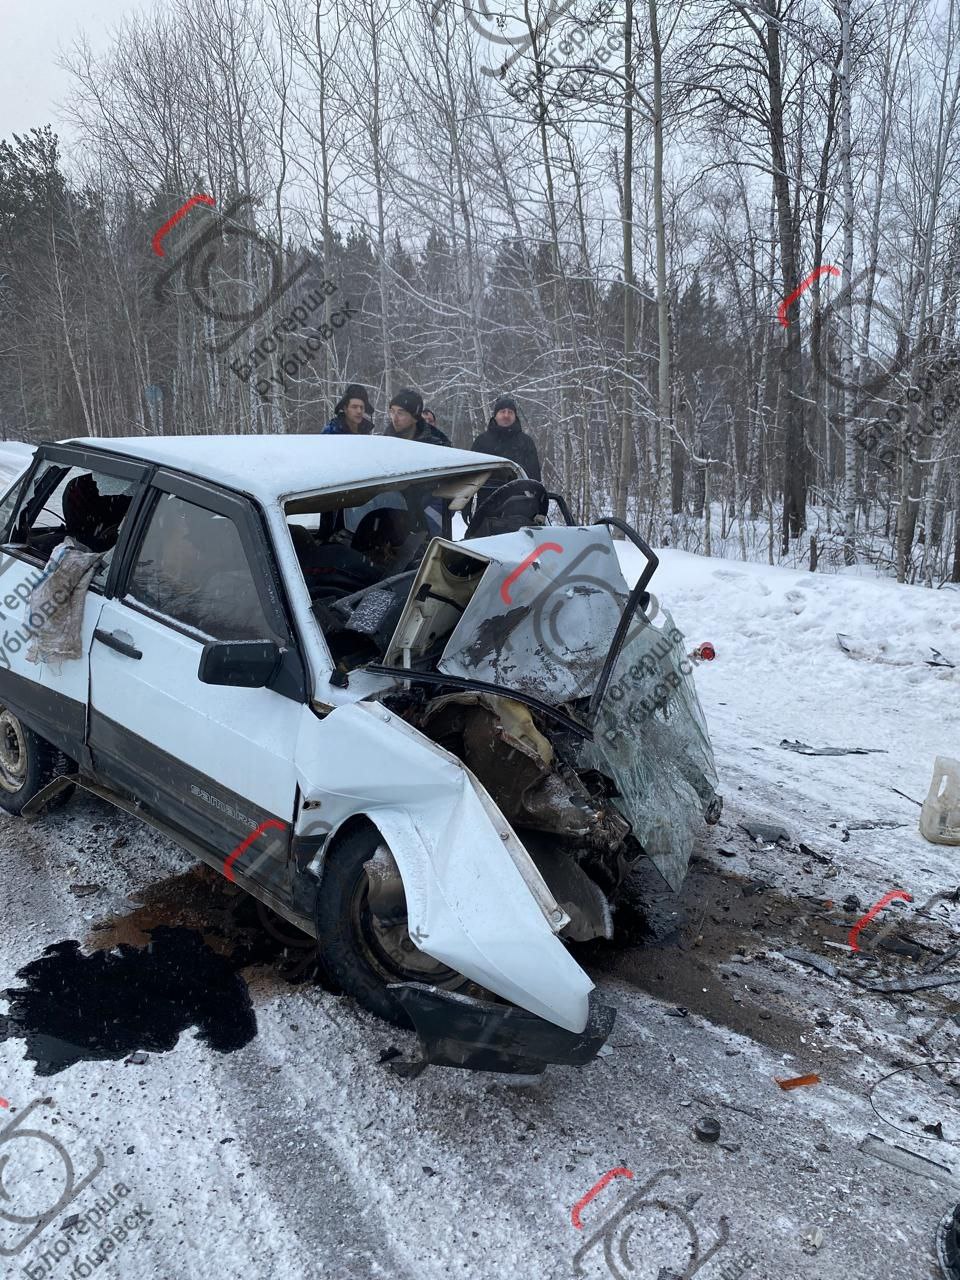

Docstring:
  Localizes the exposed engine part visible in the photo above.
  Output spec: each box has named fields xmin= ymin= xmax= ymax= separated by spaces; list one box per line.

xmin=418 ymin=691 xmax=629 ymax=850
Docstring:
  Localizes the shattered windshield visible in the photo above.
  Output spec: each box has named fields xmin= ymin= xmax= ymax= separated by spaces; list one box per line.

xmin=580 ymin=608 xmax=721 ymax=891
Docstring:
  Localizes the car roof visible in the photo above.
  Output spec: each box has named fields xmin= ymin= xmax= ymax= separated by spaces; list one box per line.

xmin=64 ymin=435 xmax=514 ymax=502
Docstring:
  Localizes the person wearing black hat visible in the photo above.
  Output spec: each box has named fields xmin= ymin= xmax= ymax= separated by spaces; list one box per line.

xmin=471 ymin=395 xmax=541 ymax=480
xmin=321 ymin=384 xmax=375 ymax=435
xmin=385 ymin=388 xmax=450 ymax=446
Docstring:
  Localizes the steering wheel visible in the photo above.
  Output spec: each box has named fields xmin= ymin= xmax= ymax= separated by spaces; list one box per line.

xmin=464 ymin=478 xmax=549 ymax=537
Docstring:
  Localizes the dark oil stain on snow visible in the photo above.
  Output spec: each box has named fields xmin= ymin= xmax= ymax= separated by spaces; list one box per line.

xmin=87 ymin=864 xmax=312 ymax=971
xmin=0 ymin=862 xmax=321 ymax=1076
xmin=0 ymin=926 xmax=257 ymax=1076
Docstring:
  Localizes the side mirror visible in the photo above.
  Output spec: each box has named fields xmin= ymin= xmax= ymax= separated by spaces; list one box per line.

xmin=198 ymin=639 xmax=281 ymax=688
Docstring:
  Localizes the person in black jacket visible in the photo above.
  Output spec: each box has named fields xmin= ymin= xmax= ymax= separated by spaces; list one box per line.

xmin=384 ymin=388 xmax=450 ymax=534
xmin=321 ymin=384 xmax=375 ymax=435
xmin=471 ymin=396 xmax=541 ymax=480
xmin=384 ymin=388 xmax=451 ymax=446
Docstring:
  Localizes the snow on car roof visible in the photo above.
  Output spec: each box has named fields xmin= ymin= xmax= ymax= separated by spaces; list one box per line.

xmin=64 ymin=434 xmax=514 ymax=502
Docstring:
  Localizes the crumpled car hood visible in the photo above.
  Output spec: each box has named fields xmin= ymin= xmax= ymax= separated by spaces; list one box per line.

xmin=382 ymin=524 xmax=721 ymax=888
xmin=436 ymin=526 xmax=630 ymax=705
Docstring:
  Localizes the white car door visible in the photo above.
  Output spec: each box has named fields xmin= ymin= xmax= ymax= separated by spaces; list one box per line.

xmin=88 ymin=472 xmax=308 ymax=902
xmin=0 ymin=445 xmax=149 ymax=763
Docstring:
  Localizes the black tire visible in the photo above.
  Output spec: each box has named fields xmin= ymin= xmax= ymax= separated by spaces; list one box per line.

xmin=0 ymin=705 xmax=74 ymax=816
xmin=314 ymin=824 xmax=470 ymax=1028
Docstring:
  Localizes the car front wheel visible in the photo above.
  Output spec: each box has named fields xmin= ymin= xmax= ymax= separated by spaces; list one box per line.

xmin=0 ymin=706 xmax=74 ymax=816
xmin=314 ymin=824 xmax=473 ymax=1027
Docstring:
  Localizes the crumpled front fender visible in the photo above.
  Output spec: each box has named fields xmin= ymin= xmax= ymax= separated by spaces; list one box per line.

xmin=294 ymin=701 xmax=593 ymax=1033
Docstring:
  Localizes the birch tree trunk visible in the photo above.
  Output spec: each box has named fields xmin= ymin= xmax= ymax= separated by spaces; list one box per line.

xmin=649 ymin=0 xmax=670 ymax=534
xmin=616 ymin=0 xmax=636 ymax=524
xmin=837 ymin=0 xmax=858 ymax=565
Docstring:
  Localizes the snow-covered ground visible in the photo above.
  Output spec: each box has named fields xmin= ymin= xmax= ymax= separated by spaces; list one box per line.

xmin=1 ymin=542 xmax=958 ymax=1280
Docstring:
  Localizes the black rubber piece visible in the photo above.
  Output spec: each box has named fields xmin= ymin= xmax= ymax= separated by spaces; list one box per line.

xmin=936 ymin=1203 xmax=960 ymax=1278
xmin=392 ymin=984 xmax=616 ymax=1074
xmin=695 ymin=1115 xmax=722 ymax=1143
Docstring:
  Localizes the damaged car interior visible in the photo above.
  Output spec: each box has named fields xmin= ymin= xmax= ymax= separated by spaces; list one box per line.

xmin=286 ymin=463 xmax=526 ymax=670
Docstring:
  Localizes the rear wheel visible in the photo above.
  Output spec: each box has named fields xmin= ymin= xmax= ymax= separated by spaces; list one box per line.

xmin=0 ymin=705 xmax=74 ymax=816
xmin=314 ymin=825 xmax=472 ymax=1027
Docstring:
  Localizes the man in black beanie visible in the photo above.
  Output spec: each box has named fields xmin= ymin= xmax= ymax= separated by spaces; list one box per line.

xmin=321 ymin=384 xmax=375 ymax=435
xmin=385 ymin=388 xmax=450 ymax=446
xmin=471 ymin=395 xmax=541 ymax=480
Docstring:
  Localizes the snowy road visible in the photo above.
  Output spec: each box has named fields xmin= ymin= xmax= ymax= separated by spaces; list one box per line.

xmin=1 ymin=549 xmax=958 ymax=1280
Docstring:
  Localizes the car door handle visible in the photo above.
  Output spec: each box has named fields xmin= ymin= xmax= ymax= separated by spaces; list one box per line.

xmin=94 ymin=628 xmax=142 ymax=660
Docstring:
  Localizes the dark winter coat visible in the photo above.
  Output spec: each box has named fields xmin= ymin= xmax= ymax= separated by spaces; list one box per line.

xmin=382 ymin=418 xmax=451 ymax=534
xmin=384 ymin=418 xmax=451 ymax=447
xmin=321 ymin=414 xmax=375 ymax=436
xmin=470 ymin=418 xmax=541 ymax=482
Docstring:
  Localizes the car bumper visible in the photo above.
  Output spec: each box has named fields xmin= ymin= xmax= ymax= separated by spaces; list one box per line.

xmin=390 ymin=983 xmax=616 ymax=1074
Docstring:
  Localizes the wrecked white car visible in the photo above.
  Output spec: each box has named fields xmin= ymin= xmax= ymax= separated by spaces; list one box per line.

xmin=0 ymin=436 xmax=720 ymax=1073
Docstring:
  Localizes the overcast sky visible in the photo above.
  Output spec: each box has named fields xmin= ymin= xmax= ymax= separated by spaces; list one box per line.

xmin=2 ymin=0 xmax=152 ymax=143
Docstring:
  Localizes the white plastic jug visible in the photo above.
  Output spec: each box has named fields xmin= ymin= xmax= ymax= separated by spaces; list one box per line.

xmin=920 ymin=756 xmax=960 ymax=845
